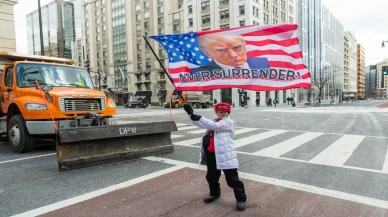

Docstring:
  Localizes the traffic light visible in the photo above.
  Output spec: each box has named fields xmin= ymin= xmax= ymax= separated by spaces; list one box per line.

xmin=383 ymin=66 xmax=388 ymax=76
xmin=84 ymin=60 xmax=90 ymax=72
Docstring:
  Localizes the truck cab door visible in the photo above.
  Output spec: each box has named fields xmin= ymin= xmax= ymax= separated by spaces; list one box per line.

xmin=2 ymin=66 xmax=15 ymax=114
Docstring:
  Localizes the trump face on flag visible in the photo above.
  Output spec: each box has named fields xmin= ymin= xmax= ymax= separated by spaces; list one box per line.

xmin=191 ymin=33 xmax=270 ymax=75
xmin=148 ymin=24 xmax=311 ymax=92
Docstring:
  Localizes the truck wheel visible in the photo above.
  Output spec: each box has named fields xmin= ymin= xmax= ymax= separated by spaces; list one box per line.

xmin=8 ymin=115 xmax=35 ymax=153
xmin=174 ymin=103 xmax=180 ymax=108
xmin=193 ymin=103 xmax=200 ymax=109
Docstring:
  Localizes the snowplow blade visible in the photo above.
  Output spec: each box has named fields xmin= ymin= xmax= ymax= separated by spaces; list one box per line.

xmin=56 ymin=121 xmax=177 ymax=171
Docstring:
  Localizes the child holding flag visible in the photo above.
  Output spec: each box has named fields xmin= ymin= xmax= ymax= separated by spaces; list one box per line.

xmin=183 ymin=103 xmax=247 ymax=211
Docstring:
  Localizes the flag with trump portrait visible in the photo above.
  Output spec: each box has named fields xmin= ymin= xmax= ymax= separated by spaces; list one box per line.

xmin=148 ymin=24 xmax=311 ymax=91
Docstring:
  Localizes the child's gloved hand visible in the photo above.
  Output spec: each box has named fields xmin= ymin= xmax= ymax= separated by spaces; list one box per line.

xmin=190 ymin=114 xmax=201 ymax=121
xmin=184 ymin=104 xmax=194 ymax=115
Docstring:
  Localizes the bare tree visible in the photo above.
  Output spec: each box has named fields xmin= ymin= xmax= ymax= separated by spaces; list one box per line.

xmin=312 ymin=70 xmax=338 ymax=104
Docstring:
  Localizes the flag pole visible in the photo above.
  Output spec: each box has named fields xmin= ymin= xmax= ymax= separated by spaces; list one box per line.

xmin=142 ymin=36 xmax=185 ymax=102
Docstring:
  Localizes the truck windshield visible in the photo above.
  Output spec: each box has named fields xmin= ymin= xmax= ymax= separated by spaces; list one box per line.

xmin=16 ymin=63 xmax=94 ymax=89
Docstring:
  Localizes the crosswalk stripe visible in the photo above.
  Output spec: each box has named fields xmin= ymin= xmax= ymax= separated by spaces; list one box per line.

xmin=190 ymin=129 xmax=207 ymax=134
xmin=171 ymin=135 xmax=185 ymax=139
xmin=234 ymin=130 xmax=287 ymax=148
xmin=309 ymin=135 xmax=365 ymax=166
xmin=176 ymin=123 xmax=188 ymax=127
xmin=254 ymin=132 xmax=324 ymax=157
xmin=174 ymin=128 xmax=258 ymax=146
xmin=178 ymin=126 xmax=198 ymax=131
xmin=381 ymin=146 xmax=388 ymax=173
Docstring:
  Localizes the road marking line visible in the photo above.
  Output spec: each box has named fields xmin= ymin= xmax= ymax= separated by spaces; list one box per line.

xmin=174 ymin=128 xmax=258 ymax=146
xmin=177 ymin=126 xmax=198 ymax=131
xmin=11 ymin=165 xmax=184 ymax=217
xmin=309 ymin=135 xmax=365 ymax=166
xmin=0 ymin=153 xmax=56 ymax=164
xmin=171 ymin=135 xmax=184 ymax=139
xmin=189 ymin=129 xmax=207 ymax=134
xmin=176 ymin=144 xmax=388 ymax=175
xmin=145 ymin=156 xmax=388 ymax=210
xmin=234 ymin=130 xmax=287 ymax=148
xmin=254 ymin=132 xmax=324 ymax=157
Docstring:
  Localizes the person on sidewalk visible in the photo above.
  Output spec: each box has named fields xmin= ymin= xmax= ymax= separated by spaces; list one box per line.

xmin=273 ymin=98 xmax=278 ymax=107
xmin=255 ymin=97 xmax=260 ymax=107
xmin=183 ymin=103 xmax=247 ymax=211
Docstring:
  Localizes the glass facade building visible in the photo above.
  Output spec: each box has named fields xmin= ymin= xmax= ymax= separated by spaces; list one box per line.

xmin=365 ymin=65 xmax=377 ymax=98
xmin=26 ymin=0 xmax=76 ymax=59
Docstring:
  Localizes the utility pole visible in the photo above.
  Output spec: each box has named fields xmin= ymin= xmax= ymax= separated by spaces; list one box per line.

xmin=38 ymin=0 xmax=44 ymax=56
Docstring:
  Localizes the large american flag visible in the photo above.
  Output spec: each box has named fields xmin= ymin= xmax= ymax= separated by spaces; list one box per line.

xmin=148 ymin=24 xmax=311 ymax=91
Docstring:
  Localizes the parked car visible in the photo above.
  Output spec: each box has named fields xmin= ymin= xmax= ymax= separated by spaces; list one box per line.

xmin=124 ymin=101 xmax=148 ymax=108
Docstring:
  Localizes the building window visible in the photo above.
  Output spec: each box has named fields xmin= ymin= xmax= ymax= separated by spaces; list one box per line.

xmin=137 ymin=34 xmax=141 ymax=42
xmin=135 ymin=4 xmax=140 ymax=11
xmin=137 ymin=43 xmax=142 ymax=50
xmin=220 ymin=0 xmax=229 ymax=6
xmin=201 ymin=1 xmax=210 ymax=11
xmin=189 ymin=18 xmax=193 ymax=27
xmin=188 ymin=5 xmax=193 ymax=14
xmin=137 ymin=63 xmax=143 ymax=70
xmin=136 ymin=14 xmax=140 ymax=21
xmin=202 ymin=15 xmax=210 ymax=24
xmin=158 ymin=17 xmax=164 ymax=24
xmin=158 ymin=6 xmax=163 ymax=14
xmin=220 ymin=24 xmax=229 ymax=29
xmin=144 ymin=1 xmax=149 ymax=9
xmin=173 ymin=24 xmax=180 ymax=32
xmin=220 ymin=10 xmax=229 ymax=20
xmin=145 ymin=52 xmax=151 ymax=60
xmin=136 ymin=24 xmax=141 ymax=31
xmin=144 ymin=21 xmax=149 ymax=29
xmin=158 ymin=27 xmax=164 ymax=35
xmin=159 ymin=48 xmax=165 ymax=57
xmin=146 ymin=62 xmax=151 ymax=68
xmin=239 ymin=6 xmax=245 ymax=15
xmin=144 ymin=11 xmax=149 ymax=19
xmin=239 ymin=20 xmax=245 ymax=26
xmin=137 ymin=53 xmax=142 ymax=61
xmin=173 ymin=13 xmax=180 ymax=21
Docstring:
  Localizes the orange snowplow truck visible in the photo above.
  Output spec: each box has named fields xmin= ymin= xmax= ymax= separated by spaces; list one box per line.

xmin=0 ymin=51 xmax=177 ymax=171
xmin=0 ymin=51 xmax=117 ymax=153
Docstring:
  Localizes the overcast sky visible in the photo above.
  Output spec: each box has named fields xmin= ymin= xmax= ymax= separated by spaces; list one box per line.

xmin=14 ymin=0 xmax=388 ymax=66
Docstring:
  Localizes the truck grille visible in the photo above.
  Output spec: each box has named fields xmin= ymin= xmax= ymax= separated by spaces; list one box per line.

xmin=59 ymin=98 xmax=106 ymax=112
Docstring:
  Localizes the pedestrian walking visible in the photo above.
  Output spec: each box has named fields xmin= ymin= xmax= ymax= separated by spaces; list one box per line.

xmin=255 ymin=97 xmax=260 ymax=107
xmin=273 ymin=98 xmax=278 ymax=107
xmin=183 ymin=103 xmax=247 ymax=211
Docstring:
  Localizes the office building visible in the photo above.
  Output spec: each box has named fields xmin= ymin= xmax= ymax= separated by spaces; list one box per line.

xmin=0 ymin=0 xmax=18 ymax=52
xmin=343 ymin=31 xmax=357 ymax=99
xmin=83 ymin=0 xmax=183 ymax=106
xmin=356 ymin=44 xmax=365 ymax=99
xmin=365 ymin=65 xmax=377 ymax=98
xmin=26 ymin=0 xmax=78 ymax=59
xmin=376 ymin=59 xmax=388 ymax=98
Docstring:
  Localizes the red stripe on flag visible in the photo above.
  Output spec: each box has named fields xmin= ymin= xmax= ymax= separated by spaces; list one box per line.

xmin=301 ymin=73 xmax=311 ymax=79
xmin=247 ymin=50 xmax=303 ymax=59
xmin=268 ymin=61 xmax=307 ymax=70
xmin=241 ymin=25 xmax=298 ymax=37
xmin=168 ymin=66 xmax=191 ymax=74
xmin=245 ymin=38 xmax=299 ymax=47
xmin=175 ymin=83 xmax=311 ymax=91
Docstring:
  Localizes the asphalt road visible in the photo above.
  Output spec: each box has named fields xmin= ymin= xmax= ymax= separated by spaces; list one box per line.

xmin=1 ymin=100 xmax=388 ymax=217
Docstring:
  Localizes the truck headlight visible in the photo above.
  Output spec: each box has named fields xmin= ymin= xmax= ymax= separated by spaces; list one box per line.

xmin=25 ymin=104 xmax=48 ymax=110
xmin=109 ymin=102 xmax=116 ymax=108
